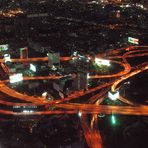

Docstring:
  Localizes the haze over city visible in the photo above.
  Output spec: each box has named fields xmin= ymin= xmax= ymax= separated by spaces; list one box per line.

xmin=0 ymin=0 xmax=147 ymax=148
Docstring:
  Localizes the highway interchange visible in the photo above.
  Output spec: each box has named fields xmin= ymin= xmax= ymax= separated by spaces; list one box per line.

xmin=0 ymin=45 xmax=147 ymax=148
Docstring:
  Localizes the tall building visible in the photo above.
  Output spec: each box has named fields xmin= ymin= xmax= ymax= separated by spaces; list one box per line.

xmin=73 ymin=72 xmax=88 ymax=90
xmin=20 ymin=47 xmax=28 ymax=59
xmin=47 ymin=52 xmax=60 ymax=68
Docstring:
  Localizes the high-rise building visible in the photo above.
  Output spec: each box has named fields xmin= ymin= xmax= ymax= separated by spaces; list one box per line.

xmin=20 ymin=47 xmax=28 ymax=59
xmin=47 ymin=52 xmax=60 ymax=68
xmin=73 ymin=72 xmax=88 ymax=90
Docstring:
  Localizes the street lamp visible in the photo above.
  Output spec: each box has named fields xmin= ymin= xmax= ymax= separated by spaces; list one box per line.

xmin=111 ymin=114 xmax=116 ymax=125
xmin=78 ymin=111 xmax=82 ymax=117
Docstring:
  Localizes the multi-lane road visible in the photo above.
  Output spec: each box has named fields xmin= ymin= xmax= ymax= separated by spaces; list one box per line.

xmin=0 ymin=46 xmax=147 ymax=113
xmin=0 ymin=45 xmax=147 ymax=148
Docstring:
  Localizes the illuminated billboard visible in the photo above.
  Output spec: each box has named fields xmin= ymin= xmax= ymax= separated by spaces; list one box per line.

xmin=128 ymin=37 xmax=139 ymax=45
xmin=0 ymin=44 xmax=8 ymax=51
xmin=94 ymin=58 xmax=110 ymax=66
xmin=30 ymin=64 xmax=36 ymax=72
xmin=9 ymin=73 xmax=23 ymax=83
xmin=108 ymin=91 xmax=119 ymax=101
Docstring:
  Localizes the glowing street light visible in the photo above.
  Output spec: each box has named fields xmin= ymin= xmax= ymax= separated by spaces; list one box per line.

xmin=78 ymin=111 xmax=82 ymax=117
xmin=111 ymin=114 xmax=116 ymax=125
